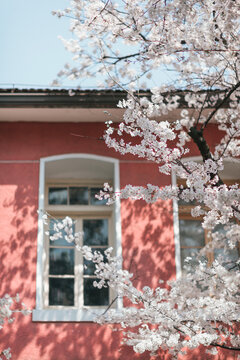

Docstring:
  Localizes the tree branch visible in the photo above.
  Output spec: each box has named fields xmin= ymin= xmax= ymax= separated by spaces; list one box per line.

xmin=188 ymin=127 xmax=213 ymax=162
xmin=211 ymin=343 xmax=240 ymax=351
xmin=188 ymin=126 xmax=224 ymax=185
xmin=103 ymin=52 xmax=144 ymax=64
xmin=202 ymin=80 xmax=240 ymax=129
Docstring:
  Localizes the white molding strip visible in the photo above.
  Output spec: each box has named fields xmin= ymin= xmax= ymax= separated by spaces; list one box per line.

xmin=171 ymin=170 xmax=182 ymax=279
xmin=0 ymin=160 xmax=39 ymax=163
xmin=32 ymin=308 xmax=110 ymax=322
xmin=35 ymin=158 xmax=45 ymax=309
xmin=114 ymin=157 xmax=123 ymax=310
xmin=119 ymin=160 xmax=155 ymax=163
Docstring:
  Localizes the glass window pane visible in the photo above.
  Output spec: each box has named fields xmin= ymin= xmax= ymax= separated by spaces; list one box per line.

xmin=49 ymin=278 xmax=74 ymax=306
xmin=84 ymin=248 xmax=107 ymax=275
xmin=181 ymin=248 xmax=201 ymax=266
xmin=90 ymin=188 xmax=107 ymax=205
xmin=213 ymin=224 xmax=226 ymax=233
xmin=84 ymin=279 xmax=109 ymax=306
xmin=214 ymin=248 xmax=239 ymax=269
xmin=48 ymin=187 xmax=67 ymax=205
xmin=49 ymin=248 xmax=74 ymax=275
xmin=49 ymin=219 xmax=75 ymax=246
xmin=178 ymin=199 xmax=197 ymax=206
xmin=179 ymin=219 xmax=205 ymax=247
xmin=83 ymin=219 xmax=108 ymax=246
xmin=213 ymin=224 xmax=239 ymax=269
xmin=69 ymin=187 xmax=88 ymax=205
xmin=181 ymin=248 xmax=206 ymax=273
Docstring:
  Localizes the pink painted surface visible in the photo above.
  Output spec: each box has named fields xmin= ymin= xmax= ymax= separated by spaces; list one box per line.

xmin=0 ymin=122 xmax=238 ymax=359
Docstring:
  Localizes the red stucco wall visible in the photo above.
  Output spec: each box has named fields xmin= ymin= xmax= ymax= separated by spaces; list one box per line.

xmin=0 ymin=122 xmax=237 ymax=360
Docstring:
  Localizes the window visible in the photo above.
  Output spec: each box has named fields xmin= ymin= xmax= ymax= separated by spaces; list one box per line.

xmin=46 ymin=187 xmax=111 ymax=308
xmin=172 ymin=158 xmax=240 ymax=277
xmin=33 ymin=154 xmax=122 ymax=322
xmin=178 ymin=196 xmax=239 ymax=273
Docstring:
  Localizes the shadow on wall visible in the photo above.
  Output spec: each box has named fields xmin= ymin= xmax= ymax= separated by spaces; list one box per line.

xmin=0 ymin=182 xmax=38 ymax=296
xmin=0 ymin=168 xmax=38 ymax=358
xmin=121 ymin=198 xmax=176 ymax=290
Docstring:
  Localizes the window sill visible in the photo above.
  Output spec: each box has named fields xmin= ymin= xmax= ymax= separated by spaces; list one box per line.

xmin=32 ymin=308 xmax=108 ymax=322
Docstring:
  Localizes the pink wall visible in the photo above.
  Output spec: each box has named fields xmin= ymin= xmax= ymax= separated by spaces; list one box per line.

xmin=0 ymin=122 xmax=237 ymax=359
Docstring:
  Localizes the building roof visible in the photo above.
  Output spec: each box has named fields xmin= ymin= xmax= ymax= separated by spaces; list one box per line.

xmin=0 ymin=88 xmax=228 ymax=123
xmin=0 ymin=88 xmax=131 ymax=108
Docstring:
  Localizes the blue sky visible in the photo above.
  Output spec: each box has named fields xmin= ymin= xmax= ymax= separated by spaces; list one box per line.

xmin=0 ymin=0 xmax=89 ymax=89
xmin=0 ymin=0 xmax=176 ymax=90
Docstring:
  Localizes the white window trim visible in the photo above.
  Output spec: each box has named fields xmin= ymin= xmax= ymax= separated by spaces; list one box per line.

xmin=171 ymin=169 xmax=182 ymax=279
xmin=33 ymin=154 xmax=122 ymax=322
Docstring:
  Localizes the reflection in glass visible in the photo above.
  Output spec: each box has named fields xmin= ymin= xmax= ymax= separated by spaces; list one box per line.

xmin=49 ymin=187 xmax=68 ymax=205
xmin=84 ymin=279 xmax=109 ymax=306
xmin=181 ymin=248 xmax=200 ymax=266
xmin=84 ymin=248 xmax=107 ymax=275
xmin=181 ymin=248 xmax=207 ymax=273
xmin=49 ymin=278 xmax=74 ymax=306
xmin=179 ymin=220 xmax=206 ymax=272
xmin=178 ymin=198 xmax=197 ymax=206
xmin=179 ymin=219 xmax=205 ymax=247
xmin=83 ymin=219 xmax=108 ymax=246
xmin=49 ymin=248 xmax=74 ymax=275
xmin=49 ymin=219 xmax=75 ymax=246
xmin=213 ymin=224 xmax=239 ymax=269
xmin=69 ymin=187 xmax=88 ymax=205
xmin=214 ymin=248 xmax=239 ymax=269
xmin=90 ymin=188 xmax=107 ymax=205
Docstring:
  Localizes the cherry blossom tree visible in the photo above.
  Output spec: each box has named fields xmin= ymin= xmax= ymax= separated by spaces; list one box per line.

xmin=51 ymin=0 xmax=240 ymax=358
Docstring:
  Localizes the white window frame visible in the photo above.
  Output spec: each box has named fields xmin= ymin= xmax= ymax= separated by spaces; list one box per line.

xmin=33 ymin=154 xmax=122 ymax=322
xmin=171 ymin=169 xmax=182 ymax=279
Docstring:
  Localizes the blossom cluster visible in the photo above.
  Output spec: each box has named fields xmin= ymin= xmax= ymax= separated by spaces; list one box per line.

xmin=43 ymin=214 xmax=83 ymax=251
xmin=0 ymin=294 xmax=31 ymax=360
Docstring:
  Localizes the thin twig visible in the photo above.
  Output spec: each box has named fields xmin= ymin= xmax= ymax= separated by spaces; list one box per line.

xmin=211 ymin=343 xmax=240 ymax=351
xmin=101 ymin=296 xmax=119 ymax=316
xmin=70 ymin=133 xmax=104 ymax=141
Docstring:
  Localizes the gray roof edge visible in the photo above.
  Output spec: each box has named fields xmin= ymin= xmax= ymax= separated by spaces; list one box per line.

xmin=0 ymin=88 xmax=228 ymax=109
